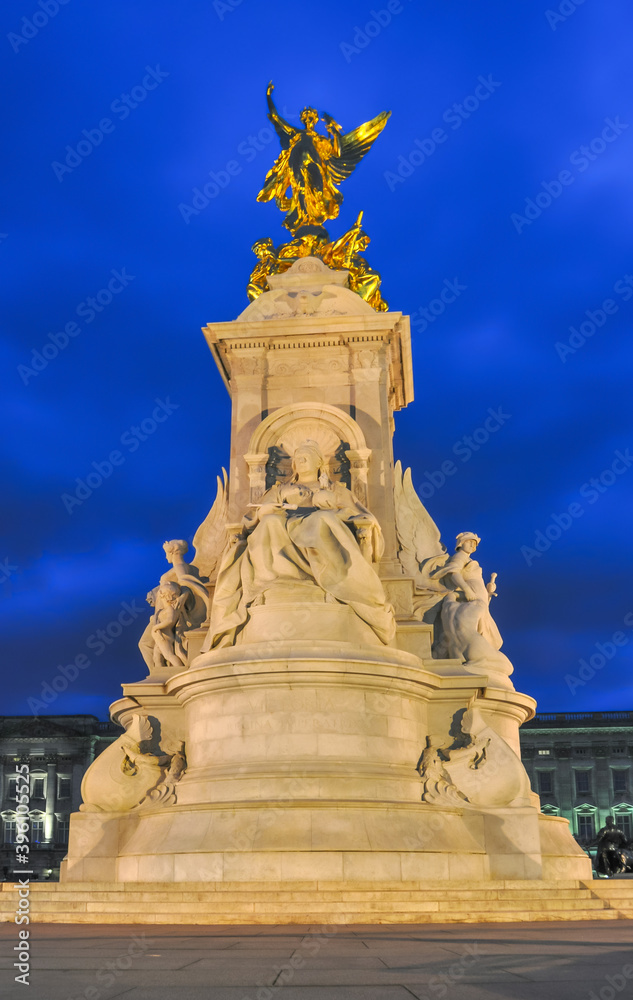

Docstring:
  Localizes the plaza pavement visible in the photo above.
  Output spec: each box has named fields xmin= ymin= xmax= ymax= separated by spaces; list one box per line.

xmin=1 ymin=919 xmax=630 ymax=1000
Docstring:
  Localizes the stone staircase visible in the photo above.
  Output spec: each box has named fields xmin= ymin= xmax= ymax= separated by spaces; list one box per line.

xmin=2 ymin=879 xmax=633 ymax=924
xmin=588 ymin=879 xmax=633 ymax=918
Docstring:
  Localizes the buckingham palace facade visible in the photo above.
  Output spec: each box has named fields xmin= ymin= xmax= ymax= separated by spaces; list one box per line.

xmin=0 ymin=715 xmax=121 ymax=879
xmin=521 ymin=710 xmax=633 ymax=845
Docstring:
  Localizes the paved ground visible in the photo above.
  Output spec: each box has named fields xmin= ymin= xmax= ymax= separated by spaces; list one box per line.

xmin=1 ymin=920 xmax=631 ymax=999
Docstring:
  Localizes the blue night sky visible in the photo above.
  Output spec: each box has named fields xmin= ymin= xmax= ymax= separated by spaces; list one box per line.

xmin=1 ymin=0 xmax=632 ymax=720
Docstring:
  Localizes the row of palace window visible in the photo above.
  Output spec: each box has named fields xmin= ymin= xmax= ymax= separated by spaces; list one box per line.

xmin=537 ymin=768 xmax=629 ymax=798
xmin=2 ymin=774 xmax=72 ymax=803
xmin=541 ymin=807 xmax=633 ymax=842
xmin=2 ymin=816 xmax=70 ymax=845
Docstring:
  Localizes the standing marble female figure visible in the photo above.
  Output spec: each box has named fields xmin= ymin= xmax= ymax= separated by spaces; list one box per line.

xmin=431 ymin=532 xmax=512 ymax=676
xmin=209 ymin=441 xmax=395 ymax=647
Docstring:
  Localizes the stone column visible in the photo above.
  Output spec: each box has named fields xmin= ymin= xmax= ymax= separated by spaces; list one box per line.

xmin=345 ymin=447 xmax=371 ymax=506
xmin=71 ymin=761 xmax=84 ymax=814
xmin=44 ymin=761 xmax=56 ymax=842
xmin=243 ymin=451 xmax=269 ymax=502
xmin=227 ymin=354 xmax=267 ymax=520
xmin=349 ymin=340 xmax=401 ymax=574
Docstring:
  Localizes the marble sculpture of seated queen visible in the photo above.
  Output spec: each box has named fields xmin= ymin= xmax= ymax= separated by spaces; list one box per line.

xmin=209 ymin=440 xmax=395 ymax=647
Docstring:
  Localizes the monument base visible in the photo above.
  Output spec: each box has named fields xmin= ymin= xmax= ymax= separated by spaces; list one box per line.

xmin=61 ymin=641 xmax=591 ymax=886
xmin=61 ymin=806 xmax=591 ymax=884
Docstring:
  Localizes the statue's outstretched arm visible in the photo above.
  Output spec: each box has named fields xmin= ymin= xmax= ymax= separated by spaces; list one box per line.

xmin=266 ymin=81 xmax=296 ymax=150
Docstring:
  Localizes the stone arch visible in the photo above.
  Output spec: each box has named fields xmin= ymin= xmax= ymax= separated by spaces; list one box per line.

xmin=244 ymin=402 xmax=371 ymax=503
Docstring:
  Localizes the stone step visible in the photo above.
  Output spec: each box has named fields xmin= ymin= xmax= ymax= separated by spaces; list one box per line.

xmin=591 ymin=884 xmax=633 ymax=895
xmin=0 ymin=907 xmax=623 ymax=924
xmin=1 ymin=878 xmax=587 ymax=892
xmin=21 ymin=894 xmax=609 ymax=913
xmin=1 ymin=879 xmax=631 ymax=924
xmin=23 ymin=889 xmax=610 ymax=904
xmin=3 ymin=887 xmax=590 ymax=903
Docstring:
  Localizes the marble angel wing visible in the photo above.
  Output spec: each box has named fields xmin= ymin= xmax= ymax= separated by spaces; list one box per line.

xmin=393 ymin=460 xmax=446 ymax=581
xmin=126 ymin=714 xmax=153 ymax=746
xmin=192 ymin=469 xmax=229 ymax=581
xmin=328 ymin=110 xmax=391 ymax=184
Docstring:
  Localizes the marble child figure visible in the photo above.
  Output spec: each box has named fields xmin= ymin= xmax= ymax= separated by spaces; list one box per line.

xmin=209 ymin=440 xmax=395 ymax=648
xmin=138 ymin=539 xmax=210 ymax=674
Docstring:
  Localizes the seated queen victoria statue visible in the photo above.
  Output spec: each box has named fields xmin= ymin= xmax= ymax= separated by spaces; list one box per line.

xmin=208 ymin=440 xmax=395 ymax=647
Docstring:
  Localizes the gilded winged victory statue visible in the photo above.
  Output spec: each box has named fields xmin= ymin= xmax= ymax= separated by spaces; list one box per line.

xmin=257 ymin=82 xmax=390 ymax=234
xmin=248 ymin=83 xmax=391 ymax=311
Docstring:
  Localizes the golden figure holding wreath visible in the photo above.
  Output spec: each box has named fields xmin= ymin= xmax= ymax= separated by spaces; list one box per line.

xmin=249 ymin=82 xmax=390 ymax=311
xmin=257 ymin=82 xmax=390 ymax=234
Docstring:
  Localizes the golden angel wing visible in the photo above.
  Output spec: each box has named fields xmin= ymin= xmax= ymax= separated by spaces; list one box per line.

xmin=192 ymin=469 xmax=229 ymax=581
xmin=328 ymin=110 xmax=391 ymax=184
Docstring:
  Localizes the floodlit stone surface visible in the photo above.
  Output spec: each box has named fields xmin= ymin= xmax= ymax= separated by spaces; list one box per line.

xmin=60 ymin=258 xmax=592 ymax=895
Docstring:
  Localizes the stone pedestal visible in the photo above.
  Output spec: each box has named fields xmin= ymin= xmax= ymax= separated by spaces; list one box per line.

xmin=62 ymin=257 xmax=591 ymax=889
xmin=62 ymin=641 xmax=590 ymax=883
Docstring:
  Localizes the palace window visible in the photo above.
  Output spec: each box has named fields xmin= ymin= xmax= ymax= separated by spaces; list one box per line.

xmin=616 ymin=813 xmax=633 ymax=841
xmin=30 ymin=818 xmax=45 ymax=844
xmin=575 ymin=770 xmax=591 ymax=796
xmin=5 ymin=776 xmax=17 ymax=803
xmin=577 ymin=814 xmax=595 ymax=842
xmin=57 ymin=776 xmax=71 ymax=800
xmin=31 ymin=776 xmax=46 ymax=799
xmin=538 ymin=772 xmax=554 ymax=795
xmin=3 ymin=818 xmax=17 ymax=844
xmin=612 ymin=770 xmax=628 ymax=797
xmin=538 ymin=749 xmax=551 ymax=756
xmin=56 ymin=817 xmax=70 ymax=843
